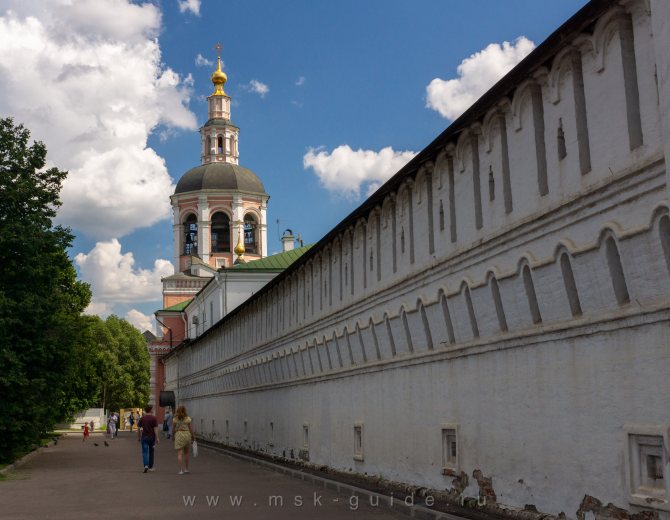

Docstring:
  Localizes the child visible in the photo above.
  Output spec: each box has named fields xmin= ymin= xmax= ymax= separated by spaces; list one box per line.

xmin=83 ymin=422 xmax=90 ymax=442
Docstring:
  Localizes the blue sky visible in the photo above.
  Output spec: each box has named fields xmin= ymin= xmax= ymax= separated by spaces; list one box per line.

xmin=0 ymin=0 xmax=589 ymax=331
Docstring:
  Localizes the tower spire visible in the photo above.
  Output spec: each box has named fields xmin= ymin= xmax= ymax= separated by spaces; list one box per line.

xmin=211 ymin=43 xmax=227 ymax=95
xmin=201 ymin=44 xmax=238 ymax=165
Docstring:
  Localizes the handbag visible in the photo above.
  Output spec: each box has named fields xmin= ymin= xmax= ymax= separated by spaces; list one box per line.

xmin=191 ymin=440 xmax=199 ymax=458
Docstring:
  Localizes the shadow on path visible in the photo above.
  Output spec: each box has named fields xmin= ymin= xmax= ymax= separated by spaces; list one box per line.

xmin=0 ymin=431 xmax=406 ymax=520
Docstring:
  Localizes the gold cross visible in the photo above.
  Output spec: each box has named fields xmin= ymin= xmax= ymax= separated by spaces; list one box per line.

xmin=215 ymin=43 xmax=222 ymax=58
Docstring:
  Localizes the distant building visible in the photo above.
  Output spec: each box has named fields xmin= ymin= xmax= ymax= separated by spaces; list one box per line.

xmin=182 ymin=244 xmax=313 ymax=340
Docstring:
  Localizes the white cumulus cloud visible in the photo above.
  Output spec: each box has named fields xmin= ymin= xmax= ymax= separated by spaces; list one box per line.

xmin=195 ymin=53 xmax=213 ymax=67
xmin=426 ymin=36 xmax=535 ymax=121
xmin=247 ymin=79 xmax=269 ymax=98
xmin=125 ymin=309 xmax=156 ymax=334
xmin=75 ymin=239 xmax=174 ymax=306
xmin=178 ymin=0 xmax=201 ymax=16
xmin=295 ymin=76 xmax=305 ymax=86
xmin=0 ymin=1 xmax=197 ymax=239
xmin=83 ymin=301 xmax=111 ymax=317
xmin=304 ymin=145 xmax=416 ymax=199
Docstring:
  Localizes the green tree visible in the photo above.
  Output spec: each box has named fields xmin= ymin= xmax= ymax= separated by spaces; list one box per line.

xmin=0 ymin=118 xmax=95 ymax=462
xmin=55 ymin=315 xmax=106 ymax=420
xmin=91 ymin=315 xmax=150 ymax=412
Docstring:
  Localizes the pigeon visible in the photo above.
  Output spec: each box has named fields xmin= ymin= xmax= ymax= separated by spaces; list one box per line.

xmin=94 ymin=443 xmax=99 ymax=446
xmin=104 ymin=441 xmax=109 ymax=447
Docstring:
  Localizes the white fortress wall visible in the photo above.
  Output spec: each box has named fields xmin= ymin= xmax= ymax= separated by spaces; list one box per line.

xmin=165 ymin=1 xmax=670 ymax=516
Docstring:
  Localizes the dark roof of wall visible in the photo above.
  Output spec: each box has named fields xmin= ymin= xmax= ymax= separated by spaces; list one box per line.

xmin=175 ymin=162 xmax=267 ymax=195
xmin=163 ymin=0 xmax=613 ymax=358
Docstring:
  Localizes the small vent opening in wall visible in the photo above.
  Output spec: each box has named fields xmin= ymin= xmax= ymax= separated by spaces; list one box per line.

xmin=647 ymin=453 xmax=663 ymax=480
xmin=302 ymin=424 xmax=309 ymax=449
xmin=353 ymin=423 xmax=364 ymax=461
xmin=441 ymin=425 xmax=458 ymax=474
xmin=626 ymin=431 xmax=667 ymax=507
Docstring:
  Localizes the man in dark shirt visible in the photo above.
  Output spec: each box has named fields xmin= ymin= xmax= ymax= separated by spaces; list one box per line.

xmin=137 ymin=405 xmax=159 ymax=473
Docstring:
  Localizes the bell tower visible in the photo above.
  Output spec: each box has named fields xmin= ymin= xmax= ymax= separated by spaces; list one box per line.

xmin=201 ymin=44 xmax=239 ymax=165
xmin=168 ymin=44 xmax=269 ymax=286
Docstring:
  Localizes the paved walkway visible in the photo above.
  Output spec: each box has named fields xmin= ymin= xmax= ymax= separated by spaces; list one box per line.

xmin=0 ymin=431 xmax=408 ymax=520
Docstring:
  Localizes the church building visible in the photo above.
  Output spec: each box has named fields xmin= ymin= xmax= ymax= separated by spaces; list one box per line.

xmin=148 ymin=53 xmax=277 ymax=417
xmin=170 ymin=56 xmax=269 ymax=274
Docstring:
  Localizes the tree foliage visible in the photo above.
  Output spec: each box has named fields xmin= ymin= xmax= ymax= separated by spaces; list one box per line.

xmin=0 ymin=118 xmax=148 ymax=462
xmin=90 ymin=315 xmax=150 ymax=413
xmin=0 ymin=117 xmax=96 ymax=460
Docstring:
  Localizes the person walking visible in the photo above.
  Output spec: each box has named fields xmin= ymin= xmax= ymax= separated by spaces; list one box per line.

xmin=107 ymin=414 xmax=116 ymax=440
xmin=82 ymin=422 xmax=89 ymax=442
xmin=128 ymin=411 xmax=135 ymax=432
xmin=137 ymin=405 xmax=159 ymax=473
xmin=173 ymin=405 xmax=194 ymax=475
xmin=164 ymin=408 xmax=173 ymax=439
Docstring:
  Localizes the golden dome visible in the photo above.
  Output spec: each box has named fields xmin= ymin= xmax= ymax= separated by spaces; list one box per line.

xmin=234 ymin=230 xmax=245 ymax=256
xmin=211 ymin=56 xmax=227 ymax=95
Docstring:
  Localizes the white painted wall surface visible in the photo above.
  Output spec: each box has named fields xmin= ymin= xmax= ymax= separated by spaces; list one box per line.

xmin=164 ymin=2 xmax=670 ymax=517
xmin=184 ymin=270 xmax=279 ymax=339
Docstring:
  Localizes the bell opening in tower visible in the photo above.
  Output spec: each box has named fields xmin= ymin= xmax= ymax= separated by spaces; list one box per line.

xmin=183 ymin=214 xmax=198 ymax=255
xmin=211 ymin=212 xmax=231 ymax=253
xmin=244 ymin=214 xmax=258 ymax=255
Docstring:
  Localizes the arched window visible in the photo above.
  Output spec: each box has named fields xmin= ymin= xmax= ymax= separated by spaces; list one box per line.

xmin=659 ymin=215 xmax=670 ymax=276
xmin=462 ymin=283 xmax=479 ymax=338
xmin=605 ymin=237 xmax=629 ymax=305
xmin=384 ymin=314 xmax=397 ymax=357
xmin=440 ymin=292 xmax=456 ymax=344
xmin=244 ymin=214 xmax=259 ymax=254
xmin=439 ymin=200 xmax=445 ymax=231
xmin=217 ymin=135 xmax=223 ymax=155
xmin=183 ymin=214 xmax=197 ymax=255
xmin=490 ymin=276 xmax=508 ymax=332
xmin=211 ymin=212 xmax=231 ymax=253
xmin=206 ymin=136 xmax=212 ymax=155
xmin=522 ymin=265 xmax=542 ymax=323
xmin=419 ymin=303 xmax=434 ymax=350
xmin=560 ymin=253 xmax=582 ymax=316
xmin=401 ymin=310 xmax=414 ymax=353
